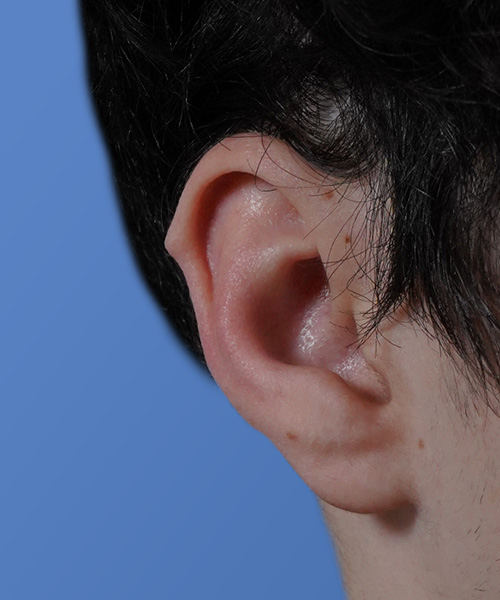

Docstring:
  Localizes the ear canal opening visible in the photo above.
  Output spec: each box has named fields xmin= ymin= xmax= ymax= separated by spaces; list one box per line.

xmin=253 ymin=253 xmax=371 ymax=380
xmin=254 ymin=256 xmax=333 ymax=365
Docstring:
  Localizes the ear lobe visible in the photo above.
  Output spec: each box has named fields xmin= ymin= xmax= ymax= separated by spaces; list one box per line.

xmin=166 ymin=135 xmax=415 ymax=515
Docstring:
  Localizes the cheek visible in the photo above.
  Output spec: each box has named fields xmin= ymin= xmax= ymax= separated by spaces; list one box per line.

xmin=377 ymin=316 xmax=492 ymax=497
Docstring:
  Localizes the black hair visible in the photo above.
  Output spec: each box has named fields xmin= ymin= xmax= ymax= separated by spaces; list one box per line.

xmin=81 ymin=0 xmax=500 ymax=411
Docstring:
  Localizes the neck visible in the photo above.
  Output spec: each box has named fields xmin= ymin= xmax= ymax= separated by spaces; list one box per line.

xmin=321 ymin=499 xmax=500 ymax=600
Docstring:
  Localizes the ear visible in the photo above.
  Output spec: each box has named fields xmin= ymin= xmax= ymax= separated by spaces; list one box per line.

xmin=166 ymin=135 xmax=414 ymax=514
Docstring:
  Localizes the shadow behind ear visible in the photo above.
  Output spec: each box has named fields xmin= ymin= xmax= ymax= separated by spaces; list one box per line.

xmin=166 ymin=135 xmax=413 ymax=515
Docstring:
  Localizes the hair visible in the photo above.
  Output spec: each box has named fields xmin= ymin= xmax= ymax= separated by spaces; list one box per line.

xmin=81 ymin=0 xmax=500 ymax=412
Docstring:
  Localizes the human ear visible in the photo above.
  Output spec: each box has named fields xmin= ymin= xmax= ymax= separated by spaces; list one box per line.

xmin=166 ymin=135 xmax=414 ymax=515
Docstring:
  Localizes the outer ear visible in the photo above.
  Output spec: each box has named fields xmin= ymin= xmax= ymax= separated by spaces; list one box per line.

xmin=166 ymin=135 xmax=414 ymax=514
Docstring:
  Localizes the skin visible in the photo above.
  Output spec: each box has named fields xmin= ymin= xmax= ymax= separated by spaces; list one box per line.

xmin=323 ymin=322 xmax=500 ymax=599
xmin=166 ymin=134 xmax=500 ymax=599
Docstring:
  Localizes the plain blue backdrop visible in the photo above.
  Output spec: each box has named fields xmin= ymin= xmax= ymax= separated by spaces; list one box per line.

xmin=0 ymin=2 xmax=346 ymax=598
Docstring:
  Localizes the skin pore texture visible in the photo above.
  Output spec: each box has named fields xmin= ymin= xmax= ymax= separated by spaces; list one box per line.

xmin=166 ymin=135 xmax=500 ymax=599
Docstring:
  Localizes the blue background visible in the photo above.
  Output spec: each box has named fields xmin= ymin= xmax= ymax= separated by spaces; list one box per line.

xmin=0 ymin=2 xmax=345 ymax=598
